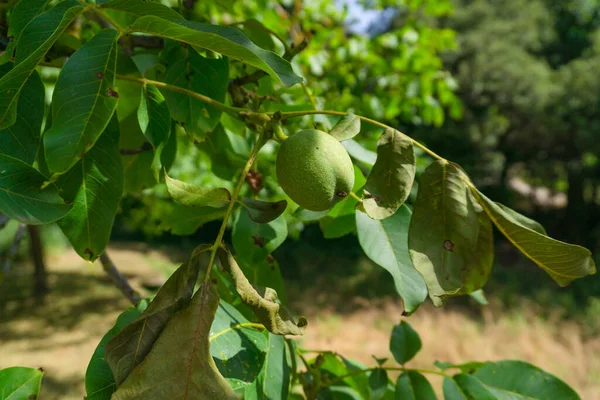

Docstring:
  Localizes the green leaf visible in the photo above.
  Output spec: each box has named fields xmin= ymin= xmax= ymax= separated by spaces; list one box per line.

xmin=434 ymin=361 xmax=485 ymax=374
xmin=363 ymin=129 xmax=415 ymax=220
xmin=473 ymin=190 xmax=596 ymax=286
xmin=44 ymin=29 xmax=119 ymax=174
xmin=450 ymin=375 xmax=496 ymax=400
xmin=138 ymin=84 xmax=172 ymax=180
xmin=343 ymin=139 xmax=376 ymax=168
xmin=312 ymin=353 xmax=370 ymax=399
xmin=217 ymin=246 xmax=307 ymax=335
xmin=85 ymin=300 xmax=149 ymax=400
xmin=245 ymin=334 xmax=291 ymax=399
xmin=390 ymin=321 xmax=422 ymax=365
xmin=0 ymin=154 xmax=71 ymax=224
xmin=159 ymin=44 xmax=228 ymax=141
xmin=443 ymin=376 xmax=468 ymax=400
xmin=356 ymin=205 xmax=427 ymax=314
xmin=241 ymin=197 xmax=287 ymax=224
xmin=106 ymin=245 xmax=210 ymax=386
xmin=319 ymin=197 xmax=357 ymax=239
xmin=0 ymin=0 xmax=83 ymax=129
xmin=395 ymin=371 xmax=437 ymax=400
xmin=165 ymin=173 xmax=231 ymax=208
xmin=119 ymin=113 xmax=156 ymax=193
xmin=330 ymin=113 xmax=361 ymax=141
xmin=210 ymin=300 xmax=267 ymax=391
xmin=369 ymin=369 xmax=389 ymax=400
xmin=233 ymin=208 xmax=287 ymax=264
xmin=161 ymin=204 xmax=226 ymax=235
xmin=408 ymin=161 xmax=493 ymax=305
xmin=100 ymin=0 xmax=182 ymax=20
xmin=0 ymin=0 xmax=49 ymax=64
xmin=0 ymin=366 xmax=44 ymax=400
xmin=239 ymin=19 xmax=276 ymax=52
xmin=112 ymin=282 xmax=237 ymax=399
xmin=0 ymin=68 xmax=44 ymax=164
xmin=471 ymin=361 xmax=581 ymax=400
xmin=56 ymin=116 xmax=123 ymax=262
xmin=131 ymin=16 xmax=302 ymax=87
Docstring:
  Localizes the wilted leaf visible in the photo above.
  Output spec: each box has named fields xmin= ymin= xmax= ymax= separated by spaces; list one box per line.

xmin=330 ymin=113 xmax=361 ymax=141
xmin=395 ymin=371 xmax=437 ymax=400
xmin=473 ymin=189 xmax=596 ymax=286
xmin=0 ymin=154 xmax=71 ymax=224
xmin=106 ymin=245 xmax=210 ymax=385
xmin=356 ymin=205 xmax=427 ymax=314
xmin=165 ymin=173 xmax=231 ymax=208
xmin=408 ymin=161 xmax=493 ymax=305
xmin=363 ymin=129 xmax=415 ymax=220
xmin=112 ymin=282 xmax=237 ymax=399
xmin=130 ymin=16 xmax=302 ymax=87
xmin=44 ymin=29 xmax=119 ymax=174
xmin=217 ymin=246 xmax=307 ymax=335
xmin=390 ymin=321 xmax=422 ymax=365
xmin=0 ymin=0 xmax=83 ymax=128
xmin=56 ymin=116 xmax=123 ymax=261
xmin=0 ymin=366 xmax=44 ymax=400
xmin=241 ymin=197 xmax=287 ymax=223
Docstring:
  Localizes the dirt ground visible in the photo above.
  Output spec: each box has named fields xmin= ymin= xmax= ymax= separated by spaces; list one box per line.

xmin=1 ymin=244 xmax=599 ymax=399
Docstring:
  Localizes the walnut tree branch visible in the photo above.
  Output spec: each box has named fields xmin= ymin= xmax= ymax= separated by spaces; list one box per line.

xmin=99 ymin=251 xmax=141 ymax=305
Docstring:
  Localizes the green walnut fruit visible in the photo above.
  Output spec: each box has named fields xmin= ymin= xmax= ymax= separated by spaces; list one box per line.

xmin=276 ymin=129 xmax=355 ymax=211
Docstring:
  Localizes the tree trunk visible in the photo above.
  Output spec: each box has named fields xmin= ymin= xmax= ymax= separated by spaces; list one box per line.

xmin=27 ymin=225 xmax=48 ymax=299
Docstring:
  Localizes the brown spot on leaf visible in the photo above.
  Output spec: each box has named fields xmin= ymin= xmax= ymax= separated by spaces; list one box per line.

xmin=245 ymin=170 xmax=263 ymax=195
xmin=443 ymin=240 xmax=454 ymax=252
xmin=8 ymin=36 xmax=14 ymax=42
xmin=336 ymin=191 xmax=348 ymax=198
xmin=83 ymin=248 xmax=94 ymax=260
xmin=252 ymin=235 xmax=265 ymax=247
xmin=106 ymin=88 xmax=119 ymax=98
xmin=96 ymin=72 xmax=104 ymax=79
xmin=267 ymin=254 xmax=275 ymax=264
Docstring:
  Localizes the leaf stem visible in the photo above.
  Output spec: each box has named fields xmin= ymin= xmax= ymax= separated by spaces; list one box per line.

xmin=93 ymin=6 xmax=128 ymax=36
xmin=275 ymin=110 xmax=444 ymax=161
xmin=114 ymin=74 xmax=245 ymax=117
xmin=204 ymin=135 xmax=266 ymax=282
xmin=324 ymin=365 xmax=447 ymax=388
xmin=349 ymin=192 xmax=361 ymax=202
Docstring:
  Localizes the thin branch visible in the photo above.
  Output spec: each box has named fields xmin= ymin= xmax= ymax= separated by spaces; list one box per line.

xmin=120 ymin=141 xmax=153 ymax=155
xmin=0 ymin=214 xmax=10 ymax=230
xmin=1 ymin=223 xmax=27 ymax=274
xmin=99 ymin=251 xmax=141 ymax=305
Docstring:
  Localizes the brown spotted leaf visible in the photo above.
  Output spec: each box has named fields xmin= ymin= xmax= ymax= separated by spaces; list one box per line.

xmin=111 ymin=281 xmax=237 ymax=399
xmin=217 ymin=246 xmax=307 ymax=336
xmin=363 ymin=129 xmax=415 ymax=220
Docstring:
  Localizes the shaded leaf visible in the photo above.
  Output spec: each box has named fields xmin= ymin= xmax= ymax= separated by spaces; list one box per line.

xmin=473 ymin=190 xmax=596 ymax=286
xmin=330 ymin=113 xmax=361 ymax=141
xmin=408 ymin=161 xmax=493 ymax=305
xmin=0 ymin=0 xmax=49 ymax=64
xmin=112 ymin=282 xmax=237 ymax=399
xmin=85 ymin=300 xmax=149 ymax=400
xmin=161 ymin=204 xmax=226 ymax=235
xmin=100 ymin=0 xmax=182 ymax=20
xmin=44 ymin=29 xmax=119 ymax=174
xmin=165 ymin=173 xmax=231 ymax=208
xmin=138 ymin=84 xmax=171 ymax=180
xmin=241 ymin=197 xmax=287 ymax=224
xmin=356 ymin=205 xmax=427 ymax=314
xmin=244 ymin=334 xmax=291 ymax=399
xmin=0 ymin=367 xmax=44 ymax=400
xmin=233 ymin=207 xmax=287 ymax=264
xmin=369 ymin=369 xmax=389 ymax=400
xmin=131 ymin=16 xmax=302 ymax=87
xmin=390 ymin=321 xmax=422 ymax=365
xmin=106 ymin=245 xmax=210 ymax=386
xmin=434 ymin=361 xmax=485 ymax=374
xmin=313 ymin=353 xmax=370 ymax=399
xmin=363 ymin=129 xmax=415 ymax=220
xmin=395 ymin=371 xmax=437 ymax=400
xmin=0 ymin=68 xmax=44 ymax=164
xmin=320 ymin=197 xmax=357 ymax=239
xmin=119 ymin=113 xmax=156 ymax=193
xmin=159 ymin=44 xmax=228 ymax=141
xmin=56 ymin=116 xmax=123 ymax=261
xmin=443 ymin=377 xmax=468 ymax=400
xmin=450 ymin=375 xmax=496 ymax=400
xmin=343 ymin=139 xmax=376 ymax=168
xmin=239 ymin=19 xmax=276 ymax=52
xmin=0 ymin=154 xmax=71 ymax=224
xmin=217 ymin=246 xmax=307 ymax=335
xmin=0 ymin=0 xmax=83 ymax=129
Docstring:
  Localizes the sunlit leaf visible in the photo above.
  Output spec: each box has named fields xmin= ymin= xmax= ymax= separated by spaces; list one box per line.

xmin=343 ymin=139 xmax=376 ymax=168
xmin=0 ymin=0 xmax=83 ymax=128
xmin=241 ymin=197 xmax=287 ymax=223
xmin=363 ymin=129 xmax=415 ymax=220
xmin=44 ymin=29 xmax=119 ymax=174
xmin=161 ymin=204 xmax=226 ymax=235
xmin=0 ymin=154 xmax=71 ymax=224
xmin=130 ymin=16 xmax=302 ymax=87
xmin=56 ymin=116 xmax=123 ymax=262
xmin=244 ymin=334 xmax=291 ymax=399
xmin=390 ymin=321 xmax=421 ymax=365
xmin=356 ymin=205 xmax=427 ymax=314
xmin=330 ymin=113 xmax=361 ymax=141
xmin=165 ymin=173 xmax=231 ymax=208
xmin=100 ymin=0 xmax=182 ymax=20
xmin=473 ymin=189 xmax=595 ymax=286
xmin=106 ymin=245 xmax=210 ymax=386
xmin=112 ymin=282 xmax=237 ymax=399
xmin=395 ymin=371 xmax=437 ymax=400
xmin=0 ymin=366 xmax=44 ymax=400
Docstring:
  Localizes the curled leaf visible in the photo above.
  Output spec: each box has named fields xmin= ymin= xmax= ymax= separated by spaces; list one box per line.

xmin=217 ymin=246 xmax=307 ymax=335
xmin=241 ymin=197 xmax=287 ymax=223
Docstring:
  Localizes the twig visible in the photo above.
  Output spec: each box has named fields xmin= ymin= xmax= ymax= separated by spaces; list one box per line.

xmin=120 ymin=141 xmax=153 ymax=155
xmin=1 ymin=223 xmax=27 ymax=274
xmin=0 ymin=214 xmax=10 ymax=230
xmin=99 ymin=252 xmax=141 ymax=305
